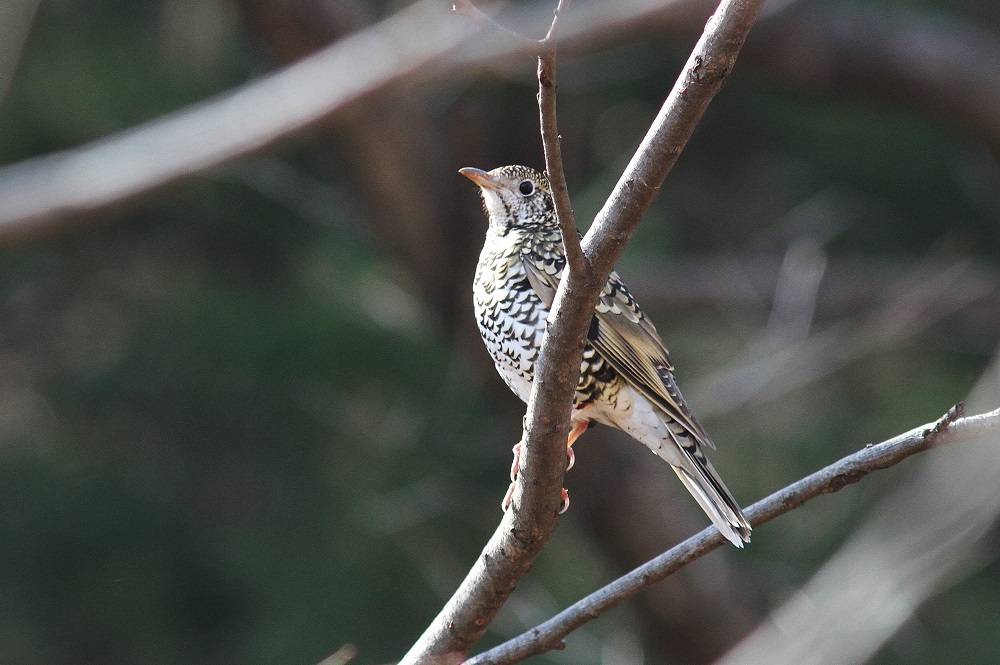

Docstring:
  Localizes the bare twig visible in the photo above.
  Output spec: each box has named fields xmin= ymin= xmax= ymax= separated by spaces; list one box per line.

xmin=537 ymin=0 xmax=588 ymax=278
xmin=718 ymin=355 xmax=1000 ymax=665
xmin=467 ymin=403 xmax=1000 ymax=664
xmin=399 ymin=3 xmax=585 ymax=663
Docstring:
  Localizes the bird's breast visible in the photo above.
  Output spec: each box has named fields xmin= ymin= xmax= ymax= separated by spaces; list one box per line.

xmin=473 ymin=239 xmax=549 ymax=403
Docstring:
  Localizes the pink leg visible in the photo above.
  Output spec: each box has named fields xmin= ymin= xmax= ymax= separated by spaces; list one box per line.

xmin=502 ymin=443 xmax=522 ymax=511
xmin=509 ymin=442 xmax=522 ymax=481
xmin=566 ymin=410 xmax=592 ymax=471
xmin=502 ymin=479 xmax=517 ymax=511
xmin=503 ymin=412 xmax=589 ymax=512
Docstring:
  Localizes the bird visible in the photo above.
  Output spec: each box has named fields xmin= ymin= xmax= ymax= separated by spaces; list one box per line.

xmin=460 ymin=164 xmax=751 ymax=547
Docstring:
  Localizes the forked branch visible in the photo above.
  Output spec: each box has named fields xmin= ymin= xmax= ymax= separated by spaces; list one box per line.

xmin=398 ymin=0 xmax=768 ymax=662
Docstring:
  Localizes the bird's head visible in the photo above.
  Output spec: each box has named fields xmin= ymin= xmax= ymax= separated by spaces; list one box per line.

xmin=459 ymin=165 xmax=554 ymax=234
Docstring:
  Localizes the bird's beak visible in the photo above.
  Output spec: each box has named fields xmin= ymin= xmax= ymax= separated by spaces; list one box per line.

xmin=459 ymin=167 xmax=502 ymax=191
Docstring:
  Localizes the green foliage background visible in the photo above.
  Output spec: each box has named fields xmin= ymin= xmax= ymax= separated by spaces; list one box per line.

xmin=1 ymin=1 xmax=998 ymax=664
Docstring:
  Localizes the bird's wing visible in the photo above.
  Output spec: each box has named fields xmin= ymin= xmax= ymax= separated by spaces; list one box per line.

xmin=521 ymin=254 xmax=714 ymax=449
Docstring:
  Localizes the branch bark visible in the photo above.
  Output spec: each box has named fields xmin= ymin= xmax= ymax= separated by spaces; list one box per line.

xmin=399 ymin=0 xmax=766 ymax=662
xmin=466 ymin=403 xmax=1000 ymax=664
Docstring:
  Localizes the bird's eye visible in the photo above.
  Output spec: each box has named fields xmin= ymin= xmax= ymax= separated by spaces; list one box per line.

xmin=518 ymin=180 xmax=535 ymax=196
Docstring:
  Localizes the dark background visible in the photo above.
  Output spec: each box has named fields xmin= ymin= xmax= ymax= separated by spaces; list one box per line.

xmin=1 ymin=0 xmax=999 ymax=663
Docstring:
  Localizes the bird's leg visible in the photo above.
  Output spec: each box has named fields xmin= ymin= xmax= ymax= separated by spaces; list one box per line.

xmin=509 ymin=442 xmax=522 ymax=482
xmin=502 ymin=442 xmax=522 ymax=511
xmin=565 ymin=418 xmax=591 ymax=471
xmin=503 ymin=413 xmax=591 ymax=512
xmin=565 ymin=405 xmax=596 ymax=471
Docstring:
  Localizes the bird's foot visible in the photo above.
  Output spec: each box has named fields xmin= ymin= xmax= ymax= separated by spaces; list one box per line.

xmin=509 ymin=442 xmax=522 ymax=482
xmin=501 ymin=482 xmax=571 ymax=514
xmin=501 ymin=442 xmax=574 ymax=512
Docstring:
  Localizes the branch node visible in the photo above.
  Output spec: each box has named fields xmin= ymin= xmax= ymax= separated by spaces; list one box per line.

xmin=924 ymin=402 xmax=966 ymax=441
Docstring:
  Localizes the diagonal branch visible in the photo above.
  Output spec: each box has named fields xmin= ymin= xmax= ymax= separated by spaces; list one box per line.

xmin=582 ymin=0 xmax=766 ymax=275
xmin=467 ymin=403 xmax=1000 ymax=664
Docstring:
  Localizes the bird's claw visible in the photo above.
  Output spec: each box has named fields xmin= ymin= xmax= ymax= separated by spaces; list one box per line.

xmin=509 ymin=442 xmax=522 ymax=482
xmin=502 ymin=442 xmax=571 ymax=513
xmin=502 ymin=483 xmax=570 ymax=514
xmin=502 ymin=480 xmax=516 ymax=511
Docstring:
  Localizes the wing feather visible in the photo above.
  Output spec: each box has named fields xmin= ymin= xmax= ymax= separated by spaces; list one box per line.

xmin=521 ymin=255 xmax=714 ymax=448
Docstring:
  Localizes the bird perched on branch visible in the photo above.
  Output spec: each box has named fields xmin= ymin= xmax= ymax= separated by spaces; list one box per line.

xmin=461 ymin=164 xmax=751 ymax=547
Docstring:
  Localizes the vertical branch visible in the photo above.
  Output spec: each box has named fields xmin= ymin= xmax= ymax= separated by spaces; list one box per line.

xmin=401 ymin=6 xmax=586 ymax=663
xmin=537 ymin=0 xmax=589 ymax=278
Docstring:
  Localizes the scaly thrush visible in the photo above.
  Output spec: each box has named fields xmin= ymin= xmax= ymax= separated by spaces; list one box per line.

xmin=461 ymin=164 xmax=751 ymax=547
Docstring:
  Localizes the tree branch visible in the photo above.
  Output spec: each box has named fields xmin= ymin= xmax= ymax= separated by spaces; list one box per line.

xmin=582 ymin=0 xmax=766 ymax=274
xmin=467 ymin=403 xmax=1000 ymax=664
xmin=538 ymin=0 xmax=588 ymax=279
xmin=399 ymin=2 xmax=585 ymax=661
xmin=399 ymin=0 xmax=767 ymax=662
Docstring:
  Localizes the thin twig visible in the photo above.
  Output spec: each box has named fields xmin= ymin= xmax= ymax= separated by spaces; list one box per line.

xmin=537 ymin=0 xmax=589 ymax=278
xmin=467 ymin=403 xmax=1000 ymax=664
xmin=399 ymin=2 xmax=586 ymax=662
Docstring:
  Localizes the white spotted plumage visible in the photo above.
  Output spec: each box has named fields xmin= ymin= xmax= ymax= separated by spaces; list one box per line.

xmin=463 ymin=165 xmax=751 ymax=547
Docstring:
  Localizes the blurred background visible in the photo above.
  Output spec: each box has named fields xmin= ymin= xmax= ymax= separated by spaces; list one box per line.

xmin=1 ymin=0 xmax=999 ymax=664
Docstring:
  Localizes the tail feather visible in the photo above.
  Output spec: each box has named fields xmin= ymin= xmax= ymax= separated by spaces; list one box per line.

xmin=666 ymin=431 xmax=751 ymax=547
xmin=671 ymin=464 xmax=751 ymax=547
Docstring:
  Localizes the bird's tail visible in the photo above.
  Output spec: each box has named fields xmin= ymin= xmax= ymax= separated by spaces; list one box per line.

xmin=668 ymin=432 xmax=752 ymax=548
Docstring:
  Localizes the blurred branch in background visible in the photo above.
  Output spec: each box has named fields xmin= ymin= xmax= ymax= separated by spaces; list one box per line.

xmin=0 ymin=0 xmax=475 ymax=238
xmin=689 ymin=252 xmax=995 ymax=418
xmin=747 ymin=3 xmax=1000 ymax=151
xmin=0 ymin=0 xmax=715 ymax=241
